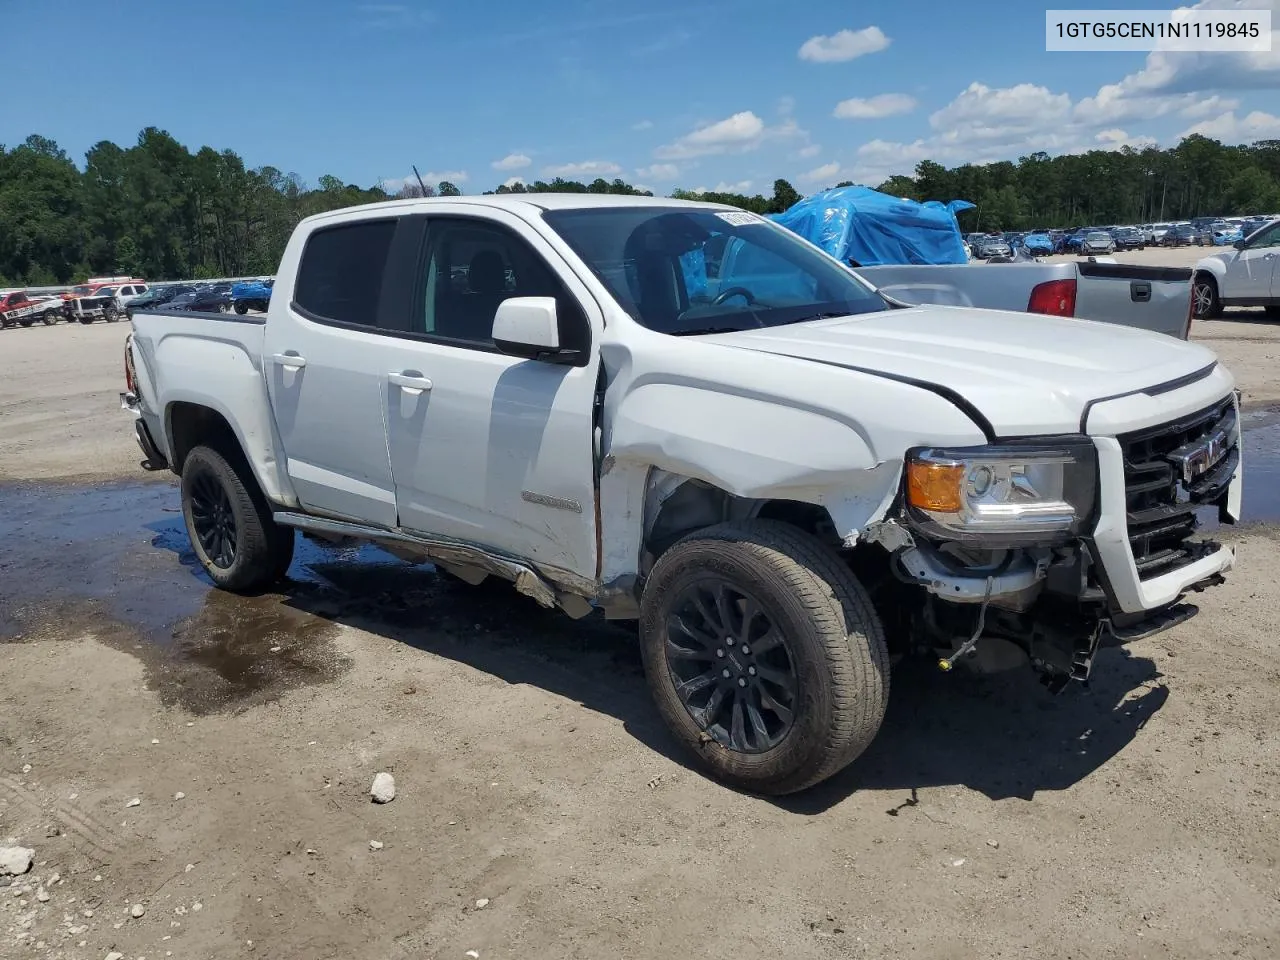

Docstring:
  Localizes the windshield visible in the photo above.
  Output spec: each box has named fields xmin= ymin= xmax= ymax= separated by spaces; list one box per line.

xmin=1086 ymin=232 xmax=1109 ymax=241
xmin=542 ymin=206 xmax=888 ymax=335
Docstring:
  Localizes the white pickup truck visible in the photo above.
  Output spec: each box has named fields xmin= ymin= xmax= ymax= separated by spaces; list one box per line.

xmin=122 ymin=195 xmax=1243 ymax=795
xmin=1192 ymin=217 xmax=1280 ymax=318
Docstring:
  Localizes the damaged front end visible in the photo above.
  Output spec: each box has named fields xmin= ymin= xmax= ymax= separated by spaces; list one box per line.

xmin=865 ymin=431 xmax=1229 ymax=693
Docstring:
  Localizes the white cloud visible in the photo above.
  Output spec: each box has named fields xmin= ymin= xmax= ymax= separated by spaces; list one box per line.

xmin=491 ymin=153 xmax=531 ymax=171
xmin=502 ymin=176 xmax=525 ymax=188
xmin=542 ymin=160 xmax=623 ymax=177
xmin=1180 ymin=109 xmax=1280 ymax=142
xmin=637 ymin=163 xmax=680 ymax=179
xmin=798 ymin=144 xmax=822 ymax=158
xmin=930 ymin=82 xmax=1072 ymax=134
xmin=800 ymin=161 xmax=842 ymax=185
xmin=690 ymin=181 xmax=755 ymax=194
xmin=1094 ymin=128 xmax=1158 ymax=149
xmin=632 ymin=119 xmax=654 ymax=131
xmin=833 ymin=93 xmax=917 ymax=120
xmin=422 ymin=170 xmax=468 ymax=184
xmin=1179 ymin=94 xmax=1242 ymax=119
xmin=777 ymin=95 xmax=796 ymax=116
xmin=654 ymin=111 xmax=802 ymax=159
xmin=798 ymin=26 xmax=889 ymax=63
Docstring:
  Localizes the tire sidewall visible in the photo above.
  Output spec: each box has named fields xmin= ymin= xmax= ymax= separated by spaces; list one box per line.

xmin=640 ymin=539 xmax=854 ymax=788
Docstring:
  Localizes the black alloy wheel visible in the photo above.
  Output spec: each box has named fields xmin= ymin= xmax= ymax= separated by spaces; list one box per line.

xmin=665 ymin=576 xmax=798 ymax=753
xmin=188 ymin=469 xmax=238 ymax=569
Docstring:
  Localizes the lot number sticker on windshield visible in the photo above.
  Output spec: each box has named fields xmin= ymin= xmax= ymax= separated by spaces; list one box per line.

xmin=715 ymin=211 xmax=764 ymax=226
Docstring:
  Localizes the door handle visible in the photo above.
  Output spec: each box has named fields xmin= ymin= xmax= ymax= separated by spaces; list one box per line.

xmin=271 ymin=352 xmax=306 ymax=369
xmin=389 ymin=372 xmax=433 ymax=395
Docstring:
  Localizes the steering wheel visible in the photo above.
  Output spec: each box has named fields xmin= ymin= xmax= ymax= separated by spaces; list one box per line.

xmin=713 ymin=286 xmax=756 ymax=306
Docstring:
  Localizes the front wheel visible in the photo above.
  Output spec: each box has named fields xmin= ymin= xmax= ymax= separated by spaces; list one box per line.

xmin=234 ymin=301 xmax=248 ymax=315
xmin=42 ymin=309 xmax=58 ymax=326
xmin=1193 ymin=275 xmax=1223 ymax=319
xmin=104 ymin=303 xmax=119 ymax=322
xmin=639 ymin=520 xmax=889 ymax=796
xmin=180 ymin=445 xmax=295 ymax=592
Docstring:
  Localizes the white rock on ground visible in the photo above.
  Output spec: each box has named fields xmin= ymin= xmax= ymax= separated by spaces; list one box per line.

xmin=369 ymin=840 xmax=384 ymax=850
xmin=475 ymin=898 xmax=490 ymax=909
xmin=105 ymin=952 xmax=125 ymax=960
xmin=130 ymin=903 xmax=145 ymax=918
xmin=0 ymin=846 xmax=34 ymax=876
xmin=370 ymin=772 xmax=396 ymax=804
xmin=125 ymin=798 xmax=140 ymax=808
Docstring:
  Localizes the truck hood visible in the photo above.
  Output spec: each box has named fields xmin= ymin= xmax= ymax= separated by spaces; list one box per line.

xmin=705 ymin=305 xmax=1217 ymax=436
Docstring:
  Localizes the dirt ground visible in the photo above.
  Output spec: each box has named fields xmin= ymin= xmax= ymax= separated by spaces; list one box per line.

xmin=2 ymin=296 xmax=1279 ymax=959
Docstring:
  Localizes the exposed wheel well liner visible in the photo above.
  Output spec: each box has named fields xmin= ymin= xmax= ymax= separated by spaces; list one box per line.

xmin=166 ymin=402 xmax=243 ymax=474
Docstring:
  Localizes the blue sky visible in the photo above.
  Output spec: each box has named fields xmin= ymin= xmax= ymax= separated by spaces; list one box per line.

xmin=4 ymin=0 xmax=1278 ymax=196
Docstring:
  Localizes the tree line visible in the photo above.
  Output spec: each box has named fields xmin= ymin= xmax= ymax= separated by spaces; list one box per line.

xmin=3 ymin=127 xmax=1279 ymax=286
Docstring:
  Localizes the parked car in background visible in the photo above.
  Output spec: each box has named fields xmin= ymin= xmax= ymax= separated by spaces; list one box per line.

xmin=63 ymin=285 xmax=127 ymax=323
xmin=1150 ymin=223 xmax=1172 ymax=244
xmin=125 ymin=284 xmax=195 ymax=319
xmin=1111 ymin=226 xmax=1145 ymax=250
xmin=167 ymin=286 xmax=232 ymax=313
xmin=230 ymin=278 xmax=274 ymax=314
xmin=1162 ymin=223 xmax=1195 ymax=247
xmin=1211 ymin=226 xmax=1244 ymax=246
xmin=1193 ymin=217 xmax=1280 ymax=318
xmin=974 ymin=235 xmax=1012 ymax=259
xmin=1081 ymin=231 xmax=1116 ymax=255
xmin=1021 ymin=233 xmax=1053 ymax=255
xmin=0 ymin=290 xmax=63 ymax=328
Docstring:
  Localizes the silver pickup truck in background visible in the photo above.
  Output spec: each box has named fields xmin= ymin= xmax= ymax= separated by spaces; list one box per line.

xmin=852 ymin=261 xmax=1194 ymax=339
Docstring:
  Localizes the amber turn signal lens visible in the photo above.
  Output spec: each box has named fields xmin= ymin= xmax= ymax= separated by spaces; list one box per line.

xmin=906 ymin=461 xmax=965 ymax=513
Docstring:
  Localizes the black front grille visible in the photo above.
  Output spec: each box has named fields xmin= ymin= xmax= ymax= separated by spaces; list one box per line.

xmin=1117 ymin=396 xmax=1236 ymax=580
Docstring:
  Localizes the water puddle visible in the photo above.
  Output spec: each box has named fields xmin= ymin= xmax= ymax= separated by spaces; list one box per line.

xmin=0 ymin=479 xmax=633 ymax=713
xmin=1237 ymin=410 xmax=1280 ymax=524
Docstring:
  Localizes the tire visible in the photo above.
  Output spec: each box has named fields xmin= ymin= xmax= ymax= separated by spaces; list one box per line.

xmin=638 ymin=520 xmax=889 ymax=796
xmin=217 ymin=302 xmax=230 ymax=314
xmin=19 ymin=317 xmax=33 ymax=327
xmin=180 ymin=444 xmax=295 ymax=592
xmin=78 ymin=316 xmax=94 ymax=324
xmin=1264 ymin=305 xmax=1280 ymax=318
xmin=1193 ymin=274 xmax=1223 ymax=319
xmin=104 ymin=303 xmax=119 ymax=322
xmin=42 ymin=309 xmax=58 ymax=326
xmin=234 ymin=301 xmax=248 ymax=315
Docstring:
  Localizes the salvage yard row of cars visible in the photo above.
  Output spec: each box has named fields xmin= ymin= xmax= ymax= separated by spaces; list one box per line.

xmin=967 ymin=214 xmax=1278 ymax=259
xmin=0 ymin=276 xmax=275 ymax=328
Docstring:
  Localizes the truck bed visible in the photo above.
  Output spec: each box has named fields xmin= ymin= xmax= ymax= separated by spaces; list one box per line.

xmin=128 ymin=309 xmax=272 ymax=470
xmin=855 ymin=261 xmax=1192 ymax=339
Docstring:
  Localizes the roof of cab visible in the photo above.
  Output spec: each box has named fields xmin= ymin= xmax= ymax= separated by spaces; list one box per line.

xmin=299 ymin=192 xmax=741 ymax=227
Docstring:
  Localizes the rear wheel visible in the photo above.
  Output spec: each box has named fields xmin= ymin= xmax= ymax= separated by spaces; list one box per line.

xmin=42 ymin=309 xmax=58 ymax=326
xmin=639 ymin=520 xmax=889 ymax=795
xmin=1193 ymin=274 xmax=1223 ymax=319
xmin=234 ymin=302 xmax=249 ymax=315
xmin=180 ymin=444 xmax=295 ymax=592
xmin=18 ymin=317 xmax=33 ymax=327
xmin=217 ymin=302 xmax=230 ymax=314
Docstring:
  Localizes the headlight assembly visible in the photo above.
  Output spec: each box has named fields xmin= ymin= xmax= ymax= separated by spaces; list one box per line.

xmin=904 ymin=438 xmax=1097 ymax=544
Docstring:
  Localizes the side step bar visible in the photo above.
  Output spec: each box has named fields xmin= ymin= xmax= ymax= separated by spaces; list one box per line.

xmin=271 ymin=511 xmax=591 ymax=617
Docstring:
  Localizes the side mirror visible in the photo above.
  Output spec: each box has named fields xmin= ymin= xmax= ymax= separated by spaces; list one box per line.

xmin=492 ymin=297 xmax=581 ymax=365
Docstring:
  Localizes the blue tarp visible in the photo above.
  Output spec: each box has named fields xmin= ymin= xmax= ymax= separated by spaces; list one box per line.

xmin=1022 ymin=233 xmax=1053 ymax=254
xmin=767 ymin=185 xmax=975 ymax=266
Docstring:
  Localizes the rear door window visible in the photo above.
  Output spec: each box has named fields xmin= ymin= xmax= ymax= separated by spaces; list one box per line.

xmin=294 ymin=219 xmax=398 ymax=327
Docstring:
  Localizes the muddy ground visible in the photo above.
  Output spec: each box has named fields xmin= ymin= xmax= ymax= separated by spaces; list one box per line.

xmin=2 ymin=311 xmax=1279 ymax=960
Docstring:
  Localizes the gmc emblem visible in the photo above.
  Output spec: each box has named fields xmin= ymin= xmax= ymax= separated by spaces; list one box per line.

xmin=1168 ymin=428 xmax=1231 ymax=484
